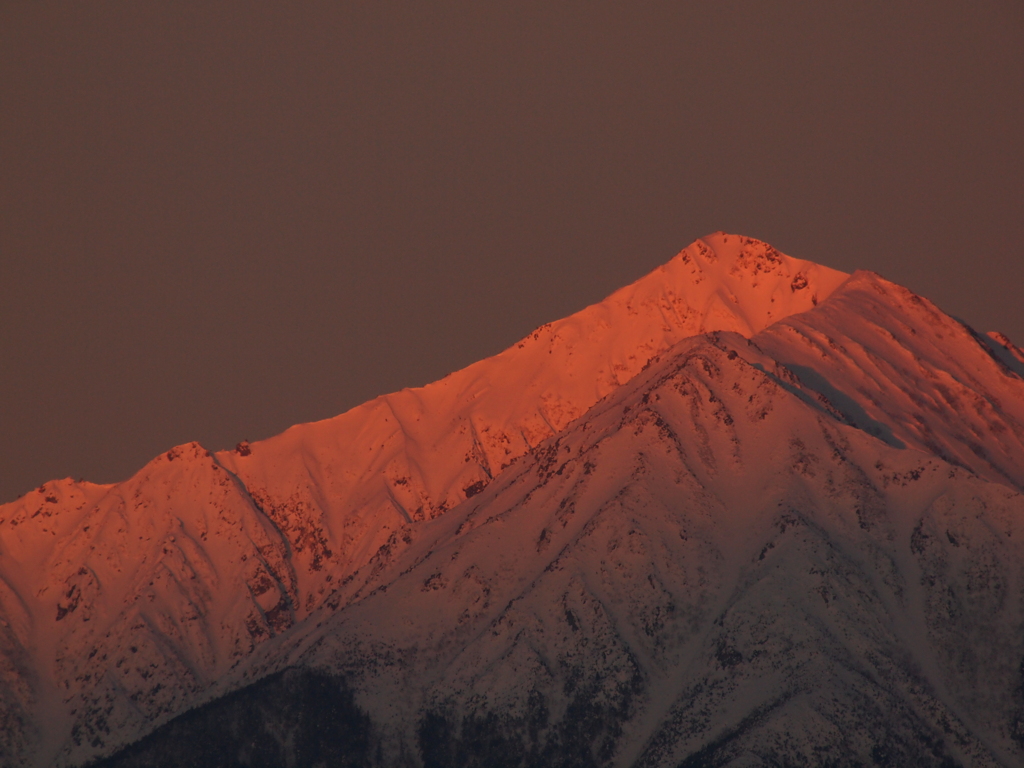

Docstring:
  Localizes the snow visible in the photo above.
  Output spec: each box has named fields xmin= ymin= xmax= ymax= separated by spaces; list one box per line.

xmin=251 ymin=330 xmax=1024 ymax=766
xmin=0 ymin=233 xmax=1021 ymax=766
xmin=211 ymin=233 xmax=848 ymax=610
xmin=755 ymin=270 xmax=1024 ymax=491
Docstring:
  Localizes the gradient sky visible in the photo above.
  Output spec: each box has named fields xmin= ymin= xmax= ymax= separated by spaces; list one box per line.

xmin=2 ymin=2 xmax=1022 ymax=503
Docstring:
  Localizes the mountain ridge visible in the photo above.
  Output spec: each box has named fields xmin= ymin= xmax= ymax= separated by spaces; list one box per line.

xmin=2 ymin=233 xmax=1022 ymax=767
xmin=120 ymin=329 xmax=1023 ymax=767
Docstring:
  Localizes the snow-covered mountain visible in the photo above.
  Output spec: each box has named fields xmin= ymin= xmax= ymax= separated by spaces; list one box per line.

xmin=2 ymin=234 xmax=1022 ymax=767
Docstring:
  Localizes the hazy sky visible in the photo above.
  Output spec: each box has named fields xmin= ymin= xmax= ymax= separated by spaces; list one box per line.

xmin=2 ymin=2 xmax=1022 ymax=503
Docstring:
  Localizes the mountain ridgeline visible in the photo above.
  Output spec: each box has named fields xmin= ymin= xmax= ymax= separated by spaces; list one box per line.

xmin=2 ymin=233 xmax=1024 ymax=767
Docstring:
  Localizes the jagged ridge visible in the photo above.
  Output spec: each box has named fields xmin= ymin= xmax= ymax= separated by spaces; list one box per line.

xmin=1 ymin=233 xmax=1022 ymax=767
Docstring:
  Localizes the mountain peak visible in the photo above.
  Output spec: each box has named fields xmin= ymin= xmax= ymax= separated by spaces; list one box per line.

xmin=214 ymin=235 xmax=849 ymax=537
xmin=641 ymin=232 xmax=849 ymax=337
xmin=4 ymin=233 xmax=1024 ymax=767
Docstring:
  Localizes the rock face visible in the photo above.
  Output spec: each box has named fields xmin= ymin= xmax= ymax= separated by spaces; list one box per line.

xmin=2 ymin=234 xmax=1023 ymax=767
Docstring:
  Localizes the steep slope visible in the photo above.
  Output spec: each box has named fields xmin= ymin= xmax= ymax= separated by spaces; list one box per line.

xmin=754 ymin=271 xmax=1024 ymax=490
xmin=986 ymin=331 xmax=1024 ymax=372
xmin=4 ymin=232 xmax=1023 ymax=767
xmin=0 ymin=234 xmax=848 ymax=766
xmin=213 ymin=233 xmax=847 ymax=613
xmin=103 ymin=332 xmax=1024 ymax=768
xmin=0 ymin=444 xmax=301 ymax=766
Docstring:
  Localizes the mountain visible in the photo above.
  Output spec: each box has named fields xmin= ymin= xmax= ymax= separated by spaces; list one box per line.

xmin=1 ymin=234 xmax=1022 ymax=767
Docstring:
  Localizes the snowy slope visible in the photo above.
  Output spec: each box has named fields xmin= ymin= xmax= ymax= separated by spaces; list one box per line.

xmin=212 ymin=232 xmax=847 ymax=614
xmin=754 ymin=271 xmax=1024 ymax=491
xmin=2 ymin=232 xmax=1022 ymax=767
xmin=0 ymin=444 xmax=302 ymax=766
xmin=111 ymin=332 xmax=1024 ymax=767
xmin=0 ymin=233 xmax=848 ymax=766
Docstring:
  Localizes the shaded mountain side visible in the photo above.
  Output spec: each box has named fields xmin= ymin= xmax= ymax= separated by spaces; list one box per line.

xmin=89 ymin=668 xmax=372 ymax=768
xmin=0 ymin=234 xmax=852 ymax=766
xmin=209 ymin=232 xmax=849 ymax=611
xmin=755 ymin=271 xmax=1024 ymax=491
xmin=93 ymin=663 xmax=642 ymax=768
xmin=3 ymin=234 xmax=1023 ymax=767
xmin=178 ymin=333 xmax=1022 ymax=768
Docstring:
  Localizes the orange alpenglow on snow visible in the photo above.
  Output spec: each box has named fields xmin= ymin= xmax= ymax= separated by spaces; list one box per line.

xmin=3 ymin=233 xmax=1024 ymax=767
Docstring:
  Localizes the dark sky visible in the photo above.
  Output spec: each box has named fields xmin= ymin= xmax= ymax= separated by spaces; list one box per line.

xmin=2 ymin=2 xmax=1022 ymax=503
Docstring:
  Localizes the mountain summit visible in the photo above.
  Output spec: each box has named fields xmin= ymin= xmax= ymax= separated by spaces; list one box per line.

xmin=1 ymin=235 xmax=1023 ymax=767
